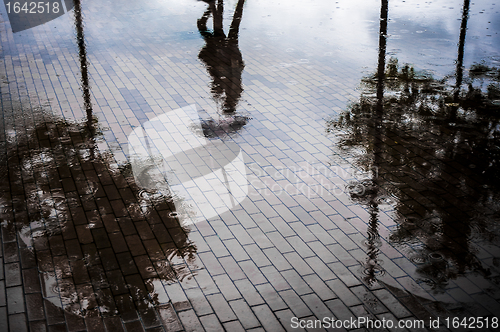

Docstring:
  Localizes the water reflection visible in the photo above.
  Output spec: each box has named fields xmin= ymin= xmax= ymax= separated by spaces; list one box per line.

xmin=356 ymin=0 xmax=388 ymax=286
xmin=0 ymin=1 xmax=199 ymax=323
xmin=73 ymin=0 xmax=93 ymax=128
xmin=127 ymin=0 xmax=251 ymax=226
xmin=327 ymin=0 xmax=500 ymax=302
xmin=198 ymin=0 xmax=246 ymax=115
xmin=2 ymin=110 xmax=198 ymax=319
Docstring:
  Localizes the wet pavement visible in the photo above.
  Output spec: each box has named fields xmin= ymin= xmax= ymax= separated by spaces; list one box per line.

xmin=1 ymin=0 xmax=500 ymax=331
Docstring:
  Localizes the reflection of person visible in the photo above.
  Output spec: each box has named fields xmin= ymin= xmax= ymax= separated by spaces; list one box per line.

xmin=198 ymin=0 xmax=246 ymax=114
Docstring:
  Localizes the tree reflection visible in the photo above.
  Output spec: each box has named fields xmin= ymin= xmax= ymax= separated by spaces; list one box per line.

xmin=1 ymin=110 xmax=198 ymax=319
xmin=327 ymin=0 xmax=500 ymax=293
xmin=0 ymin=0 xmax=199 ymax=322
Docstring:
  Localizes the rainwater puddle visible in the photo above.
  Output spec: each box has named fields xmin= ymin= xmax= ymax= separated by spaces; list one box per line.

xmin=1 ymin=0 xmax=499 ymax=330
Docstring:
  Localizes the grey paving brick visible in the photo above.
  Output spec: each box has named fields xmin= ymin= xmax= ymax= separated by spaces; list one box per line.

xmin=301 ymin=293 xmax=334 ymax=321
xmin=0 ymin=307 xmax=7 ymax=332
xmin=29 ymin=320 xmax=47 ymax=332
xmin=164 ymin=282 xmax=191 ymax=311
xmin=157 ymin=304 xmax=183 ymax=332
xmin=306 ymin=224 xmax=336 ymax=246
xmin=327 ymin=230 xmax=358 ymax=250
xmin=199 ymin=313 xmax=224 ymax=332
xmin=302 ymin=274 xmax=337 ymax=301
xmin=5 ymin=262 xmax=22 ymax=287
xmin=246 ymin=228 xmax=274 ymax=249
xmin=327 ymin=261 xmax=360 ymax=286
xmin=3 ymin=242 xmax=19 ymax=263
xmin=198 ymin=252 xmax=225 ymax=276
xmin=279 ymin=289 xmax=312 ymax=318
xmin=7 ymin=286 xmax=25 ymax=314
xmin=350 ymin=285 xmax=389 ymax=315
xmin=8 ymin=312 xmax=28 ymax=332
xmin=288 ymin=223 xmax=317 ymax=243
xmin=213 ymin=274 xmax=241 ymax=301
xmin=263 ymin=247 xmax=292 ymax=271
xmin=234 ymin=279 xmax=265 ymax=306
xmin=280 ymin=269 xmax=313 ymax=296
xmin=229 ymin=299 xmax=261 ymax=329
xmin=267 ymin=216 xmax=296 ymax=237
xmin=26 ymin=293 xmax=45 ymax=321
xmin=207 ymin=293 xmax=237 ymax=322
xmin=267 ymin=232 xmax=294 ymax=253
xmin=284 ymin=252 xmax=314 ymax=276
xmin=252 ymin=304 xmax=286 ymax=332
xmin=0 ymin=280 xmax=5 ymax=306
xmin=205 ymin=235 xmax=230 ymax=258
xmin=325 ymin=279 xmax=362 ymax=307
xmin=373 ymin=288 xmax=412 ymax=319
xmin=260 ymin=266 xmax=290 ymax=292
xmin=193 ymin=269 xmax=219 ymax=295
xmin=228 ymin=225 xmax=254 ymax=245
xmin=324 ymin=298 xmax=355 ymax=321
xmin=238 ymin=260 xmax=267 ymax=284
xmin=252 ymin=213 xmax=278 ymax=232
xmin=223 ymin=238 xmax=250 ymax=261
xmin=178 ymin=309 xmax=203 ymax=332
xmin=219 ymin=255 xmax=246 ymax=280
xmin=85 ymin=316 xmax=107 ymax=332
xmin=223 ymin=320 xmax=246 ymax=332
xmin=307 ymin=241 xmax=338 ymax=264
xmin=303 ymin=257 xmax=335 ymax=281
xmin=275 ymin=309 xmax=302 ymax=332
xmin=185 ymin=287 xmax=213 ymax=316
xmin=285 ymin=236 xmax=315 ymax=258
xmin=243 ymin=244 xmax=272 ymax=267
xmin=256 ymin=283 xmax=288 ymax=311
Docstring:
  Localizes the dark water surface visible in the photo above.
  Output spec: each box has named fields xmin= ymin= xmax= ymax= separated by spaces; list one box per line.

xmin=1 ymin=0 xmax=500 ymax=331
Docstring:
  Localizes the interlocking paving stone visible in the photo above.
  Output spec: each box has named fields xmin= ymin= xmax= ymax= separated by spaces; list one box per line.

xmin=234 ymin=279 xmax=265 ymax=307
xmin=199 ymin=313 xmax=224 ymax=331
xmin=1 ymin=1 xmax=500 ymax=330
xmin=7 ymin=286 xmax=24 ymax=315
xmin=222 ymin=320 xmax=246 ymax=332
xmin=279 ymin=289 xmax=312 ymax=319
xmin=185 ymin=287 xmax=212 ymax=316
xmin=5 ymin=263 xmax=22 ymax=287
xmin=255 ymin=283 xmax=288 ymax=311
xmin=243 ymin=244 xmax=272 ymax=268
xmin=206 ymin=293 xmax=237 ymax=322
xmin=178 ymin=309 xmax=204 ymax=332
xmin=0 ymin=281 xmax=5 ymax=307
xmin=229 ymin=299 xmax=261 ymax=329
xmin=213 ymin=274 xmax=242 ymax=301
xmin=252 ymin=304 xmax=286 ymax=332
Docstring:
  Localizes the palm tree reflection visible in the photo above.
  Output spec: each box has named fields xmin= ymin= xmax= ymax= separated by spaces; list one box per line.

xmin=74 ymin=0 xmax=93 ymax=129
xmin=0 ymin=1 xmax=199 ymax=323
xmin=328 ymin=0 xmax=500 ymax=294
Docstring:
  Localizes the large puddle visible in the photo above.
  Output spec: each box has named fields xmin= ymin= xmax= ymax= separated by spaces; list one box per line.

xmin=1 ymin=0 xmax=500 ymax=330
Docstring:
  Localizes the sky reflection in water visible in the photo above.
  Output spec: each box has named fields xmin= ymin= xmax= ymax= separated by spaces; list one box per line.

xmin=1 ymin=0 xmax=500 ymax=326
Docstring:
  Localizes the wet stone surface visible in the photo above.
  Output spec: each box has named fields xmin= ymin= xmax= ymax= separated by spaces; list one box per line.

xmin=1 ymin=0 xmax=500 ymax=331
